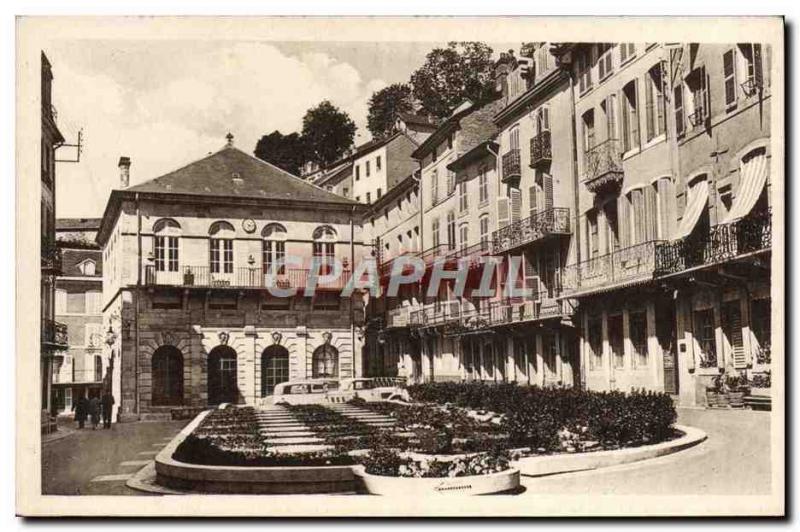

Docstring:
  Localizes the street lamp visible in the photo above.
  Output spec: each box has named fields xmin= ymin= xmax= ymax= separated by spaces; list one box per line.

xmin=105 ymin=325 xmax=117 ymax=393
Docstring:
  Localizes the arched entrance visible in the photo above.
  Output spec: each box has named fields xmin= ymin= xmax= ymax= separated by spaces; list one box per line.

xmin=152 ymin=346 xmax=184 ymax=406
xmin=261 ymin=345 xmax=289 ymax=396
xmin=312 ymin=344 xmax=339 ymax=378
xmin=208 ymin=345 xmax=238 ymax=405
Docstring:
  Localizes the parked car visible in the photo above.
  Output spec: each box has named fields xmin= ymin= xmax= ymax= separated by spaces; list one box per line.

xmin=272 ymin=379 xmax=340 ymax=405
xmin=339 ymin=377 xmax=410 ymax=402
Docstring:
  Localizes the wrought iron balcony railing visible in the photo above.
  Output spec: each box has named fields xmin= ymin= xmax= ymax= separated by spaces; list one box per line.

xmin=530 ymin=130 xmax=552 ymax=168
xmin=562 ymin=239 xmax=664 ymax=294
xmin=583 ymin=138 xmax=624 ymax=195
xmin=409 ymin=300 xmax=462 ymax=328
xmin=41 ymin=240 xmax=62 ymax=274
xmin=501 ymin=149 xmax=522 ymax=185
xmin=144 ymin=265 xmax=352 ymax=291
xmin=491 ymin=207 xmax=571 ymax=254
xmin=42 ymin=319 xmax=68 ymax=351
xmin=448 ymin=291 xmax=573 ymax=334
xmin=655 ymin=208 xmax=771 ymax=276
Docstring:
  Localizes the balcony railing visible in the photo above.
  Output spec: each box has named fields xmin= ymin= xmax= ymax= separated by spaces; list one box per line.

xmin=583 ymin=138 xmax=624 ymax=195
xmin=450 ymin=291 xmax=573 ymax=334
xmin=42 ymin=319 xmax=68 ymax=351
xmin=144 ymin=265 xmax=352 ymax=291
xmin=409 ymin=300 xmax=462 ymax=328
xmin=501 ymin=149 xmax=522 ymax=185
xmin=530 ymin=130 xmax=552 ymax=168
xmin=379 ymin=251 xmax=421 ymax=277
xmin=386 ymin=306 xmax=410 ymax=328
xmin=655 ymin=208 xmax=771 ymax=276
xmin=491 ymin=207 xmax=571 ymax=254
xmin=41 ymin=240 xmax=62 ymax=274
xmin=562 ymin=240 xmax=664 ymax=294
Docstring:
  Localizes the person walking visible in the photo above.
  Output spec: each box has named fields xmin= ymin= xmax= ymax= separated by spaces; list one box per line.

xmin=72 ymin=392 xmax=88 ymax=429
xmin=101 ymin=391 xmax=115 ymax=429
xmin=88 ymin=395 xmax=101 ymax=430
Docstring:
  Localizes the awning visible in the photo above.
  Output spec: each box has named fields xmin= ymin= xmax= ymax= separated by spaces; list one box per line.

xmin=674 ymin=179 xmax=709 ymax=239
xmin=721 ymin=150 xmax=769 ymax=223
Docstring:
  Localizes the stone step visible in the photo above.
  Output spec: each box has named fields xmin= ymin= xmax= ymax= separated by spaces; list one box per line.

xmin=259 ymin=430 xmax=316 ymax=438
xmin=264 ymin=436 xmax=325 ymax=445
xmin=270 ymin=444 xmax=332 ymax=454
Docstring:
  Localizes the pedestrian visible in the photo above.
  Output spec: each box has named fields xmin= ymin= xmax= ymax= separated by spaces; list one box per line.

xmin=72 ymin=392 xmax=88 ymax=429
xmin=101 ymin=391 xmax=115 ymax=429
xmin=88 ymin=395 xmax=101 ymax=430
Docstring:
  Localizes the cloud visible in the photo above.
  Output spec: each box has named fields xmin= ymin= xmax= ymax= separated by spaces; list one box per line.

xmin=49 ymin=40 xmax=388 ymax=218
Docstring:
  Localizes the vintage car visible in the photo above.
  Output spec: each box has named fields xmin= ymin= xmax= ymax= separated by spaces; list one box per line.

xmin=271 ymin=379 xmax=340 ymax=405
xmin=271 ymin=377 xmax=409 ymax=405
xmin=338 ymin=377 xmax=409 ymax=402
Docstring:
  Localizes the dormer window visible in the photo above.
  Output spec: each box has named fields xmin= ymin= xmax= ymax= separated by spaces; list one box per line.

xmin=78 ymin=259 xmax=96 ymax=276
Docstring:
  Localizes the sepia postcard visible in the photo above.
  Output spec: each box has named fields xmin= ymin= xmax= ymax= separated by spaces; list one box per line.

xmin=16 ymin=16 xmax=784 ymax=517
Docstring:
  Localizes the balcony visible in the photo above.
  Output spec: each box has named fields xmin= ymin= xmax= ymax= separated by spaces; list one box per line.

xmin=42 ymin=319 xmax=68 ymax=351
xmin=41 ymin=240 xmax=62 ymax=274
xmin=491 ymin=207 xmax=571 ymax=255
xmin=562 ymin=240 xmax=664 ymax=296
xmin=144 ymin=265 xmax=352 ymax=291
xmin=583 ymin=138 xmax=624 ymax=195
xmin=453 ymin=291 xmax=574 ymax=334
xmin=655 ymin=208 xmax=771 ymax=276
xmin=386 ymin=306 xmax=410 ymax=328
xmin=379 ymin=251 xmax=421 ymax=278
xmin=501 ymin=149 xmax=522 ymax=186
xmin=409 ymin=300 xmax=461 ymax=328
xmin=530 ymin=131 xmax=552 ymax=168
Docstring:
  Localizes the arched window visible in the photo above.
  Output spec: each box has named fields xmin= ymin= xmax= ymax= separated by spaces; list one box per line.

xmin=262 ymin=223 xmax=287 ymax=275
xmin=209 ymin=221 xmax=235 ymax=274
xmin=312 ymin=226 xmax=337 ymax=275
xmin=261 ymin=345 xmax=289 ymax=396
xmin=207 ymin=345 xmax=238 ymax=405
xmin=312 ymin=344 xmax=339 ymax=378
xmin=153 ymin=218 xmax=181 ymax=272
xmin=151 ymin=345 xmax=183 ymax=406
xmin=94 ymin=355 xmax=103 ymax=382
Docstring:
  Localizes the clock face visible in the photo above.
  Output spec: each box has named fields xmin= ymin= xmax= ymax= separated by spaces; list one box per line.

xmin=242 ymin=218 xmax=256 ymax=233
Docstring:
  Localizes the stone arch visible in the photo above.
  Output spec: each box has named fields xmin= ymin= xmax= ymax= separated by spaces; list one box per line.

xmin=312 ymin=343 xmax=339 ymax=378
xmin=207 ymin=345 xmax=239 ymax=405
xmin=261 ymin=345 xmax=290 ymax=396
xmin=151 ymin=345 xmax=184 ymax=406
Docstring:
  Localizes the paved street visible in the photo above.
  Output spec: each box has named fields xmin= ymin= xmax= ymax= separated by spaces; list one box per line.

xmin=41 ymin=418 xmax=188 ymax=495
xmin=521 ymin=407 xmax=773 ymax=495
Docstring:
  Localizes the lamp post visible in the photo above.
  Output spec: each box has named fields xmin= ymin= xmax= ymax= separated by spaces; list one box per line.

xmin=105 ymin=325 xmax=117 ymax=394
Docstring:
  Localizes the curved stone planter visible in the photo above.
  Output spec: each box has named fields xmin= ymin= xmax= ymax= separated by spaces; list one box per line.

xmin=512 ymin=424 xmax=707 ymax=477
xmin=352 ymin=465 xmax=520 ymax=496
xmin=153 ymin=409 xmax=355 ymax=494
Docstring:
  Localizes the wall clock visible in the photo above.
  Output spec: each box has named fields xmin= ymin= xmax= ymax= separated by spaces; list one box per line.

xmin=242 ymin=218 xmax=256 ymax=233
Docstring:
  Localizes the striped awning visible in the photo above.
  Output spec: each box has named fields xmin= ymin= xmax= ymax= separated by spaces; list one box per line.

xmin=674 ymin=178 xmax=709 ymax=240
xmin=722 ymin=150 xmax=769 ymax=223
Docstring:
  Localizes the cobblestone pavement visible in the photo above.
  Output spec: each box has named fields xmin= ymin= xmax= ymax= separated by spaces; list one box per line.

xmin=41 ymin=418 xmax=188 ymax=495
xmin=520 ymin=407 xmax=774 ymax=495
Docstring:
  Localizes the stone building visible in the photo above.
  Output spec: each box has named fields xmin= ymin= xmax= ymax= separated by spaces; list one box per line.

xmin=96 ymin=135 xmax=369 ymax=421
xmin=52 ymin=218 xmax=107 ymax=414
xmin=40 ymin=52 xmax=68 ymax=432
xmin=350 ymin=132 xmax=420 ymax=205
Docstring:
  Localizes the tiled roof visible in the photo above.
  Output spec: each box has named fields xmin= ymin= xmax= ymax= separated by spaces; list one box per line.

xmin=397 ymin=112 xmax=439 ymax=129
xmin=126 ymin=146 xmax=358 ymax=206
xmin=60 ymin=248 xmax=102 ymax=277
xmin=56 ymin=218 xmax=102 ymax=231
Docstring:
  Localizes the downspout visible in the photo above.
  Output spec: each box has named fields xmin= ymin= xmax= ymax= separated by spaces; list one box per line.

xmin=135 ymin=193 xmax=141 ymax=416
xmin=350 ymin=205 xmax=356 ymax=377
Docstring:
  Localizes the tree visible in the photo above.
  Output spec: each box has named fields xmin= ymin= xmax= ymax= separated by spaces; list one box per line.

xmin=366 ymin=83 xmax=415 ymax=139
xmin=254 ymin=131 xmax=307 ymax=175
xmin=410 ymin=42 xmax=496 ymax=119
xmin=301 ymin=100 xmax=357 ymax=168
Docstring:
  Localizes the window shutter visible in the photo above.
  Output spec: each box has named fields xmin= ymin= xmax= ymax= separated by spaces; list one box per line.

xmin=497 ymin=197 xmax=510 ymax=229
xmin=528 ymin=185 xmax=538 ymax=217
xmin=723 ymin=302 xmax=747 ymax=369
xmin=543 ymin=175 xmax=554 ymax=211
xmin=620 ymin=89 xmax=630 ymax=151
xmin=617 ymin=195 xmax=630 ymax=247
xmin=644 ymin=185 xmax=658 ymax=241
xmin=702 ymin=66 xmax=711 ymax=119
xmin=723 ymin=49 xmax=736 ymax=106
xmin=656 ymin=65 xmax=666 ymax=136
xmin=645 ymin=72 xmax=655 ymax=141
xmin=674 ymin=84 xmax=685 ymax=136
xmin=542 ymin=107 xmax=550 ymax=130
xmin=606 ymin=95 xmax=617 ymax=140
xmin=753 ymin=44 xmax=764 ymax=87
xmin=509 ymin=188 xmax=522 ymax=223
xmin=630 ymin=80 xmax=640 ymax=149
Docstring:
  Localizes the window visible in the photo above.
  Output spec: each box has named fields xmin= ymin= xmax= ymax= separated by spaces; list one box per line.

xmin=209 ymin=221 xmax=234 ymax=275
xmin=739 ymin=43 xmax=764 ymax=96
xmin=262 ymin=223 xmax=287 ymax=275
xmin=86 ymin=291 xmax=102 ymax=314
xmin=366 ymin=192 xmax=371 ymax=204
xmin=447 ymin=134 xmax=453 ymax=150
xmin=674 ymin=83 xmax=685 ymax=137
xmin=78 ymin=260 xmax=96 ymax=276
xmin=509 ymin=126 xmax=520 ymax=152
xmin=598 ymin=43 xmax=614 ymax=80
xmin=366 ymin=160 xmax=371 ymax=177
xmin=432 ymin=145 xmax=438 ymax=163
xmin=459 ymin=224 xmax=469 ymax=251
xmin=85 ymin=323 xmax=102 ymax=348
xmin=645 ymin=64 xmax=665 ymax=140
xmin=55 ymin=289 xmax=66 ymax=314
xmin=588 ymin=316 xmax=603 ymax=370
xmin=478 ymin=166 xmax=488 ymax=204
xmin=619 ymin=43 xmax=636 ymax=64
xmin=356 ymin=196 xmax=361 ymax=203
xmin=723 ymin=48 xmax=737 ymax=107
xmin=447 ymin=211 xmax=456 ymax=251
xmin=587 ymin=211 xmax=599 ymax=258
xmin=431 ymin=217 xmax=440 ymax=248
xmin=376 ymin=155 xmax=382 ymax=171
xmin=446 ymin=161 xmax=456 ymax=195
xmin=95 ymin=355 xmax=103 ymax=382
xmin=312 ymin=225 xmax=337 ymax=275
xmin=454 ymin=180 xmax=467 ymax=213
xmin=687 ymin=66 xmax=709 ymax=127
xmin=528 ymin=185 xmax=538 ymax=218
xmin=536 ymin=106 xmax=550 ymax=134
xmin=601 ymin=94 xmax=617 ymax=140
xmin=377 ymin=188 xmax=382 ymax=199
xmin=479 ymin=216 xmax=490 ymax=248
xmin=609 ymin=314 xmax=625 ymax=369
xmin=355 ymin=165 xmax=360 ymax=181
xmin=630 ymin=309 xmax=648 ymax=367
xmin=694 ymin=308 xmax=717 ymax=368
xmin=343 ymin=187 xmax=349 ymax=197
xmin=430 ymin=169 xmax=438 ymax=206
xmin=153 ymin=218 xmax=181 ymax=272
xmin=621 ymin=80 xmax=640 ymax=152
xmin=751 ymin=297 xmax=771 ymax=364
xmin=582 ymin=109 xmax=595 ymax=164
xmin=577 ymin=47 xmax=593 ymax=93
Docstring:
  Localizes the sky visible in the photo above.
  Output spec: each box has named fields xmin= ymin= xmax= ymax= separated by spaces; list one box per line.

xmin=48 ymin=39 xmax=517 ymax=219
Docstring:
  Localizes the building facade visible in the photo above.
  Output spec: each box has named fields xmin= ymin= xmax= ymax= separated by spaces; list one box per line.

xmin=351 ymin=132 xmax=419 ymax=205
xmin=52 ymin=218 xmax=108 ymax=414
xmin=40 ymin=52 xmax=68 ymax=432
xmin=97 ymin=137 xmax=369 ymax=420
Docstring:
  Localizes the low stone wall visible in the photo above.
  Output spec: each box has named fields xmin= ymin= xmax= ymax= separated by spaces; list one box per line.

xmin=352 ymin=465 xmax=520 ymax=496
xmin=153 ymin=409 xmax=356 ymax=494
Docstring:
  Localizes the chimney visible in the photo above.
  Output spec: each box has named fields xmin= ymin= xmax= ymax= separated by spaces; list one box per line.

xmin=118 ymin=156 xmax=131 ymax=188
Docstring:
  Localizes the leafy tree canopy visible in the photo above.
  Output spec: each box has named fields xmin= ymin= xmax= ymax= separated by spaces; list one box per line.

xmin=410 ymin=42 xmax=496 ymax=119
xmin=253 ymin=131 xmax=307 ymax=176
xmin=366 ymin=83 xmax=415 ymax=139
xmin=301 ymin=100 xmax=357 ymax=168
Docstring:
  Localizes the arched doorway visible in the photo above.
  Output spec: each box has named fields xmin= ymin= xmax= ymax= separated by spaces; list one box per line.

xmin=312 ymin=344 xmax=339 ymax=378
xmin=261 ymin=345 xmax=289 ymax=396
xmin=208 ymin=345 xmax=238 ymax=405
xmin=152 ymin=346 xmax=184 ymax=406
